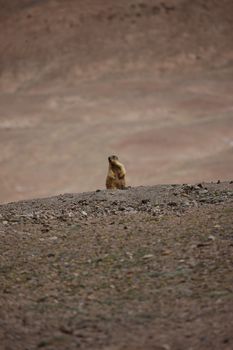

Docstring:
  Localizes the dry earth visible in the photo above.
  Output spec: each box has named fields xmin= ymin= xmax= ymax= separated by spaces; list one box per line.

xmin=1 ymin=2 xmax=233 ymax=349
xmin=0 ymin=0 xmax=233 ymax=203
xmin=0 ymin=182 xmax=233 ymax=350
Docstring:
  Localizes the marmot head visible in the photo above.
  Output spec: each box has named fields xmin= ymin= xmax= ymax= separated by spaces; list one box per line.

xmin=108 ymin=155 xmax=119 ymax=165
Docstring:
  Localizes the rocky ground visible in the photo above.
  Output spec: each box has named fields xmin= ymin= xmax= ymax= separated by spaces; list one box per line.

xmin=0 ymin=182 xmax=233 ymax=350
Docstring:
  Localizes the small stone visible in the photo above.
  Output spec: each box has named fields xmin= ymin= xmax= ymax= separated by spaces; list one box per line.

xmin=141 ymin=199 xmax=150 ymax=204
xmin=37 ymin=296 xmax=47 ymax=303
xmin=199 ymin=198 xmax=206 ymax=203
xmin=126 ymin=252 xmax=133 ymax=259
xmin=125 ymin=206 xmax=134 ymax=211
xmin=217 ymin=180 xmax=221 ymax=184
xmin=59 ymin=325 xmax=73 ymax=335
xmin=196 ymin=243 xmax=209 ymax=248
xmin=81 ymin=210 xmax=88 ymax=216
xmin=162 ymin=344 xmax=171 ymax=350
xmin=208 ymin=235 xmax=216 ymax=241
xmin=119 ymin=207 xmax=126 ymax=211
xmin=2 ymin=220 xmax=8 ymax=225
xmin=49 ymin=236 xmax=58 ymax=241
xmin=161 ymin=249 xmax=172 ymax=255
xmin=217 ymin=198 xmax=224 ymax=203
xmin=192 ymin=200 xmax=198 ymax=207
xmin=47 ymin=253 xmax=55 ymax=257
xmin=153 ymin=206 xmax=160 ymax=213
xmin=182 ymin=184 xmax=194 ymax=193
xmin=168 ymin=201 xmax=177 ymax=207
xmin=142 ymin=254 xmax=154 ymax=259
xmin=96 ymin=189 xmax=101 ymax=192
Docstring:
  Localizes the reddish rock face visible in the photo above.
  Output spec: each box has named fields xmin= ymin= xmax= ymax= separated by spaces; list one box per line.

xmin=0 ymin=0 xmax=233 ymax=203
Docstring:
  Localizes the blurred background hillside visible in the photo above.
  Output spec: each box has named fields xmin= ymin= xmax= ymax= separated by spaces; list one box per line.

xmin=0 ymin=0 xmax=233 ymax=203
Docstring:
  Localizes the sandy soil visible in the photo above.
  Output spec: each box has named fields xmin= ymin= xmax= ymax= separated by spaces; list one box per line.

xmin=0 ymin=182 xmax=233 ymax=350
xmin=0 ymin=0 xmax=233 ymax=203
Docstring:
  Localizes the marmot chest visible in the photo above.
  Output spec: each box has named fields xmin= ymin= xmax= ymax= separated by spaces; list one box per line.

xmin=111 ymin=166 xmax=122 ymax=178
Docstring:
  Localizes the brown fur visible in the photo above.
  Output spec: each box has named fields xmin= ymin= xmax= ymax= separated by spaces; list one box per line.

xmin=106 ymin=155 xmax=126 ymax=189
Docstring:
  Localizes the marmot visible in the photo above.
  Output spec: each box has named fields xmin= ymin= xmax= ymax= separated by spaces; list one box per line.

xmin=106 ymin=155 xmax=126 ymax=189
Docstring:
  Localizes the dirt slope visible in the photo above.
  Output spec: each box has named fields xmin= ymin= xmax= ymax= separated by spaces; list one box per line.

xmin=0 ymin=182 xmax=233 ymax=350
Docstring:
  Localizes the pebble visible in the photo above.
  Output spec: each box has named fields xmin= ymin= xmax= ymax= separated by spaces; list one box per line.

xmin=141 ymin=199 xmax=150 ymax=204
xmin=49 ymin=236 xmax=58 ymax=241
xmin=200 ymin=189 xmax=208 ymax=194
xmin=199 ymin=198 xmax=207 ymax=203
xmin=125 ymin=206 xmax=135 ymax=211
xmin=153 ymin=207 xmax=161 ymax=213
xmin=208 ymin=235 xmax=216 ymax=241
xmin=47 ymin=253 xmax=55 ymax=257
xmin=142 ymin=254 xmax=154 ymax=259
xmin=168 ymin=201 xmax=177 ymax=207
xmin=119 ymin=207 xmax=126 ymax=211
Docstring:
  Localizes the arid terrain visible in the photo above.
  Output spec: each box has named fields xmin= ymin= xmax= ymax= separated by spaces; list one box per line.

xmin=0 ymin=2 xmax=233 ymax=349
xmin=0 ymin=0 xmax=233 ymax=203
xmin=0 ymin=182 xmax=233 ymax=349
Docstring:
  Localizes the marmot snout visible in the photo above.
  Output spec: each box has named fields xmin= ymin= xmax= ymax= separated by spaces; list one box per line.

xmin=106 ymin=155 xmax=126 ymax=189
